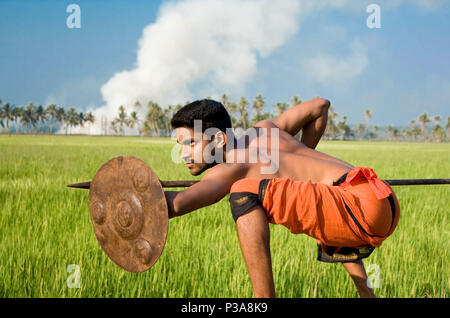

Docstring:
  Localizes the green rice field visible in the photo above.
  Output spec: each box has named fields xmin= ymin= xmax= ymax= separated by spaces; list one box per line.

xmin=0 ymin=135 xmax=449 ymax=298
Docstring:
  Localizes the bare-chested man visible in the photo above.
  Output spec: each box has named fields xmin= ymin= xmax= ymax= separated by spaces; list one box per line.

xmin=164 ymin=98 xmax=400 ymax=298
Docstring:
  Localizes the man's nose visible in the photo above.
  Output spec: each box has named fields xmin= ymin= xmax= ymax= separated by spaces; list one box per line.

xmin=180 ymin=146 xmax=191 ymax=162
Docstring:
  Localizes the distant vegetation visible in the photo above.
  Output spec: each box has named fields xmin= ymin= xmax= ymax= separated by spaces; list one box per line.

xmin=0 ymin=95 xmax=448 ymax=142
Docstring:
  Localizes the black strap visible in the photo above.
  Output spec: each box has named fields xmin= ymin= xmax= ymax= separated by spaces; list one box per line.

xmin=387 ymin=194 xmax=396 ymax=232
xmin=333 ymin=173 xmax=348 ymax=186
xmin=258 ymin=179 xmax=271 ymax=203
xmin=344 ymin=195 xmax=396 ymax=238
xmin=343 ymin=202 xmax=376 ymax=238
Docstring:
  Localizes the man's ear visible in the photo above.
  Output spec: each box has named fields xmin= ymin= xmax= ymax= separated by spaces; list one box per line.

xmin=213 ymin=131 xmax=227 ymax=149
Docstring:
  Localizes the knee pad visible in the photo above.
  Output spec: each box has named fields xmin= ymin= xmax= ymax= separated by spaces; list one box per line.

xmin=228 ymin=178 xmax=270 ymax=222
xmin=229 ymin=192 xmax=261 ymax=222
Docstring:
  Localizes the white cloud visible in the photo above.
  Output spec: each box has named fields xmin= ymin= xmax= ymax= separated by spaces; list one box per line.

xmin=79 ymin=0 xmax=448 ymax=134
xmin=91 ymin=0 xmax=302 ymax=135
xmin=301 ymin=38 xmax=368 ymax=85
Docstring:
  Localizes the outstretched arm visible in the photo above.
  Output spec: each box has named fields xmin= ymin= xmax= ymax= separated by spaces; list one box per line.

xmin=165 ymin=164 xmax=240 ymax=218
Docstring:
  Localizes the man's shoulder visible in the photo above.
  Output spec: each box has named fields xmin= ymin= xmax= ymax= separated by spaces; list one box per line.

xmin=252 ymin=119 xmax=279 ymax=129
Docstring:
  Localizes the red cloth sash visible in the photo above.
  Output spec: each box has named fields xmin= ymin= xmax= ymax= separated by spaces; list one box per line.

xmin=339 ymin=167 xmax=392 ymax=200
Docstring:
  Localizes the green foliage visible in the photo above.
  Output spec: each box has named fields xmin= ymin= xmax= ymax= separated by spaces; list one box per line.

xmin=0 ymin=96 xmax=448 ymax=142
xmin=0 ymin=136 xmax=448 ymax=298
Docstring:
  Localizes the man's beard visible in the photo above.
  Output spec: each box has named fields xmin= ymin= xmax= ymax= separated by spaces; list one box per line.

xmin=189 ymin=161 xmax=218 ymax=176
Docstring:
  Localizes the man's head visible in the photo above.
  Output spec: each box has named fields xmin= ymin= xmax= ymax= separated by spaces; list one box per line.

xmin=171 ymin=99 xmax=234 ymax=175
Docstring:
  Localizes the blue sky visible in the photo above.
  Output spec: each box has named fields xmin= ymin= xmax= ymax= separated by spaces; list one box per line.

xmin=1 ymin=0 xmax=449 ymax=126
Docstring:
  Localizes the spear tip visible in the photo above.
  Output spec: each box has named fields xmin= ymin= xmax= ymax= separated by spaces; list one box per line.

xmin=67 ymin=181 xmax=91 ymax=189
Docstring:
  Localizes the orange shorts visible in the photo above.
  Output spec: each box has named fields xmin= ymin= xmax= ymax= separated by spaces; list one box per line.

xmin=229 ymin=167 xmax=400 ymax=261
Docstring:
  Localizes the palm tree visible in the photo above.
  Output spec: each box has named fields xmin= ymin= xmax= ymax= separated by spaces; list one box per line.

xmin=110 ymin=120 xmax=119 ymax=135
xmin=325 ymin=106 xmax=339 ymax=140
xmin=408 ymin=120 xmax=419 ymax=142
xmin=221 ymin=94 xmax=238 ymax=126
xmin=85 ymin=112 xmax=95 ymax=135
xmin=220 ymin=94 xmax=230 ymax=109
xmin=36 ymin=105 xmax=47 ymax=132
xmin=111 ymin=105 xmax=130 ymax=135
xmin=364 ymin=109 xmax=372 ymax=135
xmin=163 ymin=105 xmax=175 ymax=136
xmin=56 ymin=107 xmax=66 ymax=134
xmin=0 ymin=108 xmax=3 ymax=129
xmin=356 ymin=123 xmax=366 ymax=140
xmin=290 ymin=95 xmax=301 ymax=108
xmin=417 ymin=113 xmax=431 ymax=138
xmin=134 ymin=101 xmax=141 ymax=109
xmin=140 ymin=121 xmax=152 ymax=136
xmin=446 ymin=117 xmax=450 ymax=138
xmin=393 ymin=128 xmax=400 ymax=140
xmin=337 ymin=116 xmax=351 ymax=140
xmin=45 ymin=104 xmax=58 ymax=134
xmin=386 ymin=125 xmax=394 ymax=141
xmin=432 ymin=125 xmax=445 ymax=142
xmin=21 ymin=103 xmax=38 ymax=133
xmin=237 ymin=97 xmax=249 ymax=130
xmin=129 ymin=111 xmax=140 ymax=134
xmin=144 ymin=102 xmax=165 ymax=136
xmin=431 ymin=115 xmax=442 ymax=142
xmin=12 ymin=106 xmax=23 ymax=133
xmin=66 ymin=108 xmax=78 ymax=134
xmin=0 ymin=102 xmax=14 ymax=132
xmin=433 ymin=115 xmax=441 ymax=126
xmin=251 ymin=94 xmax=265 ymax=124
xmin=276 ymin=102 xmax=288 ymax=116
xmin=78 ymin=111 xmax=86 ymax=133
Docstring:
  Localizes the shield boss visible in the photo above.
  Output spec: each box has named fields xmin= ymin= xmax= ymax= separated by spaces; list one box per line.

xmin=89 ymin=156 xmax=168 ymax=273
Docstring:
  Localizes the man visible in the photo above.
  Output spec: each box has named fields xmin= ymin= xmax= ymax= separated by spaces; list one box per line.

xmin=164 ymin=98 xmax=400 ymax=298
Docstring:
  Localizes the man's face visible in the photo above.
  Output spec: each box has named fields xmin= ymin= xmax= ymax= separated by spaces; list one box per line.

xmin=175 ymin=127 xmax=212 ymax=176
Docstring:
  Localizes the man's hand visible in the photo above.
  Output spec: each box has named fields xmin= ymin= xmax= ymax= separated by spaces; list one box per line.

xmin=164 ymin=191 xmax=178 ymax=219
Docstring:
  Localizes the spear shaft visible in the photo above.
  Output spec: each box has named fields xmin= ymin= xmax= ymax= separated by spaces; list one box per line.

xmin=67 ymin=178 xmax=450 ymax=189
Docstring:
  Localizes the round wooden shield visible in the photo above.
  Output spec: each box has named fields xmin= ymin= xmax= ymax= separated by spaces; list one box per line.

xmin=88 ymin=156 xmax=169 ymax=273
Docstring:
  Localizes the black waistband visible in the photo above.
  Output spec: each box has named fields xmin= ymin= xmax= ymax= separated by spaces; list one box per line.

xmin=333 ymin=173 xmax=348 ymax=186
xmin=258 ymin=179 xmax=271 ymax=203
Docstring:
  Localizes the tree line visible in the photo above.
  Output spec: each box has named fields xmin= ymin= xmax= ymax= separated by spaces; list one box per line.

xmin=1 ymin=96 xmax=449 ymax=142
xmin=0 ymin=100 xmax=95 ymax=135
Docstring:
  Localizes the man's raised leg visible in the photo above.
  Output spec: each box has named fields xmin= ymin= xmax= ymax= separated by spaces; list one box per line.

xmin=235 ymin=206 xmax=275 ymax=298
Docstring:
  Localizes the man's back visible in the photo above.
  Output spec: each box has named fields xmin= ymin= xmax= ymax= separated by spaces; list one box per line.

xmin=220 ymin=120 xmax=354 ymax=186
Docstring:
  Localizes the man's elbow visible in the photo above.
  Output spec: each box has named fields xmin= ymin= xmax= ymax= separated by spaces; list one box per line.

xmin=314 ymin=97 xmax=330 ymax=110
xmin=306 ymin=97 xmax=330 ymax=118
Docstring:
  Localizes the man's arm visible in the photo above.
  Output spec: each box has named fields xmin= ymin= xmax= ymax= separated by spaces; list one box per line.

xmin=272 ymin=97 xmax=330 ymax=136
xmin=255 ymin=97 xmax=330 ymax=149
xmin=164 ymin=164 xmax=241 ymax=218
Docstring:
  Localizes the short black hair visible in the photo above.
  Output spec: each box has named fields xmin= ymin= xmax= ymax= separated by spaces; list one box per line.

xmin=171 ymin=99 xmax=233 ymax=135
